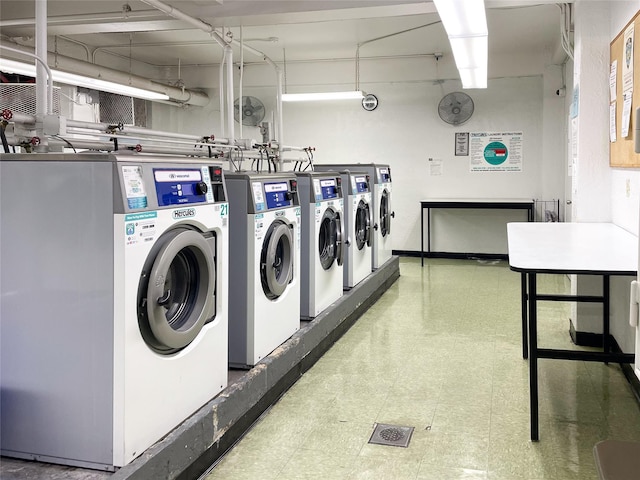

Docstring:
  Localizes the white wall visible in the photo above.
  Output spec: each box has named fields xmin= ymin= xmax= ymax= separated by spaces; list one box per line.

xmin=153 ymin=55 xmax=566 ymax=255
xmin=608 ymin=1 xmax=639 ymax=355
xmin=570 ymin=0 xmax=639 ymax=353
xmin=610 ymin=1 xmax=640 ymax=234
xmin=281 ymin=75 xmax=548 ymax=255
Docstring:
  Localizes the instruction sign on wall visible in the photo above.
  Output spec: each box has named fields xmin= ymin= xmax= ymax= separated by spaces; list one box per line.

xmin=469 ymin=132 xmax=523 ymax=172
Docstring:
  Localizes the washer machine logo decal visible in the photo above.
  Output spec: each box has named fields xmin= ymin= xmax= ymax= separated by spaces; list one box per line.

xmin=172 ymin=208 xmax=196 ymax=219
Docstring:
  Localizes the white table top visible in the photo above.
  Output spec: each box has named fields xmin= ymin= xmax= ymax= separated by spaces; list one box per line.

xmin=507 ymin=222 xmax=638 ymax=275
xmin=421 ymin=198 xmax=534 ymax=204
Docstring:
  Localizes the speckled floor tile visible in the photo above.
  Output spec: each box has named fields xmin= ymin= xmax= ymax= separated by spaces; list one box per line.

xmin=201 ymin=258 xmax=640 ymax=480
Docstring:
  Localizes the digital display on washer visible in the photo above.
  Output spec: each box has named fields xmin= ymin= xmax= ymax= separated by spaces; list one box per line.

xmin=264 ymin=181 xmax=291 ymax=209
xmin=320 ymin=179 xmax=338 ymax=199
xmin=354 ymin=176 xmax=368 ymax=193
xmin=154 ymin=168 xmax=207 ymax=206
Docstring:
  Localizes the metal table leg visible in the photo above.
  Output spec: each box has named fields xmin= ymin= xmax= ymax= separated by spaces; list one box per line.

xmin=603 ymin=275 xmax=610 ymax=356
xmin=421 ymin=203 xmax=424 ymax=267
xmin=521 ymin=272 xmax=528 ymax=359
xmin=528 ymin=272 xmax=539 ymax=441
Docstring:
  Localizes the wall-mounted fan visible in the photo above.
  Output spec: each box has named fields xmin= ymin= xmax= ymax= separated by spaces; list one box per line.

xmin=234 ymin=96 xmax=265 ymax=126
xmin=438 ymin=92 xmax=474 ymax=126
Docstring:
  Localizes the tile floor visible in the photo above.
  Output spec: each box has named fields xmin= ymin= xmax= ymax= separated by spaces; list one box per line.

xmin=205 ymin=257 xmax=640 ymax=480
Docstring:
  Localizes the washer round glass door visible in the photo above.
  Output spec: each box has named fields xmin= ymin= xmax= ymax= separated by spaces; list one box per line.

xmin=318 ymin=207 xmax=343 ymax=269
xmin=261 ymin=219 xmax=294 ymax=300
xmin=379 ymin=189 xmax=391 ymax=237
xmin=355 ymin=199 xmax=371 ymax=250
xmin=138 ymin=227 xmax=215 ymax=354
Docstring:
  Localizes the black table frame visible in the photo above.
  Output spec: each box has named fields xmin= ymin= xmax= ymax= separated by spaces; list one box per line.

xmin=420 ymin=199 xmax=535 ymax=266
xmin=515 ymin=269 xmax=635 ymax=441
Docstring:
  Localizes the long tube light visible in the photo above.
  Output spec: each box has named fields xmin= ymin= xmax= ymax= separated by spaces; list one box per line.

xmin=433 ymin=0 xmax=488 ymax=89
xmin=282 ymin=91 xmax=364 ymax=102
xmin=0 ymin=58 xmax=170 ymax=100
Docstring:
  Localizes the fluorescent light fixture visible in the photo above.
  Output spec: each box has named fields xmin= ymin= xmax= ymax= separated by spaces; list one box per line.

xmin=282 ymin=91 xmax=364 ymax=102
xmin=0 ymin=58 xmax=170 ymax=101
xmin=432 ymin=0 xmax=487 ymax=37
xmin=448 ymin=35 xmax=488 ymax=69
xmin=433 ymin=0 xmax=488 ymax=89
xmin=459 ymin=67 xmax=487 ymax=89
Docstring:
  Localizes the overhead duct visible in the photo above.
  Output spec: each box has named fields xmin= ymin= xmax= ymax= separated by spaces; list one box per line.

xmin=0 ymin=40 xmax=210 ymax=107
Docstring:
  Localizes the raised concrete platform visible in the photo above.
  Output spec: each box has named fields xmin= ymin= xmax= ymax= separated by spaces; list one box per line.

xmin=1 ymin=257 xmax=400 ymax=480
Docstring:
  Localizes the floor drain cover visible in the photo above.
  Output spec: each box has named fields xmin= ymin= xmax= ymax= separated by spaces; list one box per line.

xmin=368 ymin=423 xmax=414 ymax=448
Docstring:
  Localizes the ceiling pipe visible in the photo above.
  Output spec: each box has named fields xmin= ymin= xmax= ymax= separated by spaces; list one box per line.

xmin=219 ymin=47 xmax=227 ymax=138
xmin=0 ymin=10 xmax=165 ymax=28
xmin=35 ymin=0 xmax=47 ymax=118
xmin=138 ymin=0 xmax=286 ymax=162
xmin=0 ymin=39 xmax=209 ymax=106
xmin=139 ymin=0 xmax=226 ymax=47
xmin=7 ymin=113 xmax=232 ymax=144
xmin=225 ymin=45 xmax=235 ymax=145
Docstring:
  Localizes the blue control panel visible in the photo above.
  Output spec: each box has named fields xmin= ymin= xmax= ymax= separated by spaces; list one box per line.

xmin=320 ymin=179 xmax=338 ymax=199
xmin=264 ymin=181 xmax=291 ymax=209
xmin=354 ymin=175 xmax=369 ymax=193
xmin=154 ymin=168 xmax=208 ymax=206
xmin=378 ymin=167 xmax=391 ymax=183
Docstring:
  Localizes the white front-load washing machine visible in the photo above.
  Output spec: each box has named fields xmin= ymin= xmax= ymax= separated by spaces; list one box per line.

xmin=339 ymin=171 xmax=373 ymax=288
xmin=295 ymin=172 xmax=345 ymax=319
xmin=225 ymin=172 xmax=301 ymax=368
xmin=0 ymin=154 xmax=229 ymax=471
xmin=315 ymin=163 xmax=394 ymax=269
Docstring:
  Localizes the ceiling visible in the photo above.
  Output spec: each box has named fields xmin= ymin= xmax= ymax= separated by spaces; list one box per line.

xmin=0 ymin=1 xmax=567 ymax=80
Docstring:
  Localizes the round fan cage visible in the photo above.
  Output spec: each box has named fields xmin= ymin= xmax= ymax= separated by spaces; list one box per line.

xmin=234 ymin=96 xmax=265 ymax=126
xmin=438 ymin=92 xmax=474 ymax=126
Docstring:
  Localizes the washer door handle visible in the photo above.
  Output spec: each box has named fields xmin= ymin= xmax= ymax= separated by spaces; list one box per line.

xmin=157 ymin=289 xmax=171 ymax=306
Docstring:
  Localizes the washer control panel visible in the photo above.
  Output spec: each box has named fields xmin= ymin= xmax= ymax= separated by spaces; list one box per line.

xmin=153 ymin=168 xmax=210 ymax=206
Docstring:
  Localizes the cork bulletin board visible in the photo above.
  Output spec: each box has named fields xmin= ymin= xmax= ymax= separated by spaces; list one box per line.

xmin=610 ymin=9 xmax=640 ymax=167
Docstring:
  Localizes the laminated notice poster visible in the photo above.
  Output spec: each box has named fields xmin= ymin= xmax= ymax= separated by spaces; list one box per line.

xmin=623 ymin=23 xmax=635 ymax=93
xmin=469 ymin=132 xmax=523 ymax=172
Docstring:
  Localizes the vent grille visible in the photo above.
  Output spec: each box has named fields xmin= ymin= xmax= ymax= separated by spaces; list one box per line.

xmin=98 ymin=92 xmax=147 ymax=127
xmin=0 ymin=84 xmax=61 ymax=116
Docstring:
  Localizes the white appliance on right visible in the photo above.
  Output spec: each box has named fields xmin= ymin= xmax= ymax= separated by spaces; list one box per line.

xmin=315 ymin=163 xmax=394 ymax=270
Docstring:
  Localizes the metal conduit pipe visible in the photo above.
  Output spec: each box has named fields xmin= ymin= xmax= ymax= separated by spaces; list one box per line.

xmin=5 ymin=113 xmax=233 ymax=146
xmin=4 ymin=111 xmax=37 ymax=124
xmin=281 ymin=145 xmax=307 ymax=152
xmin=35 ymin=0 xmax=48 ymax=120
xmin=139 ymin=0 xmax=226 ymax=46
xmin=66 ymin=120 xmax=214 ymax=141
xmin=0 ymin=40 xmax=210 ymax=106
xmin=138 ymin=0 xmax=299 ymax=167
xmin=0 ymin=9 xmax=165 ymax=27
xmin=61 ymin=142 xmax=219 ymax=157
xmin=65 ymin=129 xmax=228 ymax=150
xmin=7 ymin=137 xmax=228 ymax=157
xmin=219 ymin=47 xmax=227 ymax=138
xmin=225 ymin=45 xmax=235 ymax=145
